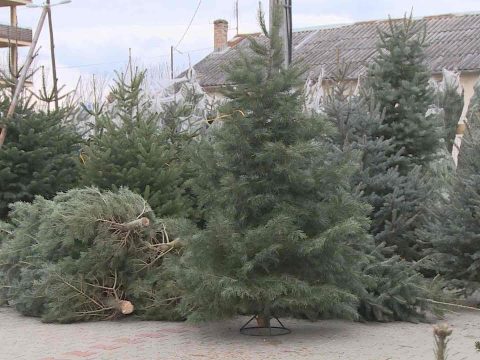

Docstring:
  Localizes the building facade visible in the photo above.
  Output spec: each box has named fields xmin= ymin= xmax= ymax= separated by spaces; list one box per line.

xmin=0 ymin=0 xmax=33 ymax=79
xmin=192 ymin=12 xmax=480 ymax=125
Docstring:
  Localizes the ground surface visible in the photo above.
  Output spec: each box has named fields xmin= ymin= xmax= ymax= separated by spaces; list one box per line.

xmin=1 ymin=307 xmax=480 ymax=360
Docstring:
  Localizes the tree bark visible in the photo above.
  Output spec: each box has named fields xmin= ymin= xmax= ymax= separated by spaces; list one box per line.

xmin=256 ymin=314 xmax=271 ymax=328
xmin=157 ymin=238 xmax=183 ymax=252
xmin=104 ymin=298 xmax=134 ymax=315
xmin=122 ymin=217 xmax=150 ymax=230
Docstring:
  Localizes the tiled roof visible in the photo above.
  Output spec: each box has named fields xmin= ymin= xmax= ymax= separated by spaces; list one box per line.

xmin=192 ymin=12 xmax=480 ymax=88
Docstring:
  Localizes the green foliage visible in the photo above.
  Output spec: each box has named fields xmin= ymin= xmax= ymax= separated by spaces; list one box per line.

xmin=81 ymin=65 xmax=191 ymax=218
xmin=325 ymin=67 xmax=431 ymax=261
xmin=176 ymin=9 xmax=374 ymax=323
xmin=0 ymin=188 xmax=190 ymax=323
xmin=426 ymin=83 xmax=480 ymax=293
xmin=367 ymin=15 xmax=440 ymax=171
xmin=360 ymin=245 xmax=435 ymax=322
xmin=432 ymin=73 xmax=464 ymax=153
xmin=323 ymin=67 xmax=432 ymax=321
xmin=468 ymin=81 xmax=480 ymax=126
xmin=0 ymin=108 xmax=81 ymax=219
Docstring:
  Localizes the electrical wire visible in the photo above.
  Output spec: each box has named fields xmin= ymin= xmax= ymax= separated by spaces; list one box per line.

xmin=57 ymin=47 xmax=213 ymax=70
xmin=174 ymin=0 xmax=202 ymax=50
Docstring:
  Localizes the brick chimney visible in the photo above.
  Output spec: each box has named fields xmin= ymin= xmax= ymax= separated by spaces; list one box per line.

xmin=214 ymin=19 xmax=228 ymax=52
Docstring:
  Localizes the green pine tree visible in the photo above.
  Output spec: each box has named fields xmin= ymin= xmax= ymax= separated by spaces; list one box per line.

xmin=326 ymin=66 xmax=431 ymax=261
xmin=427 ymin=83 xmax=480 ymax=293
xmin=432 ymin=71 xmax=464 ymax=153
xmin=367 ymin=14 xmax=440 ymax=171
xmin=0 ymin=106 xmax=81 ymax=219
xmin=81 ymin=65 xmax=190 ymax=218
xmin=323 ymin=66 xmax=433 ymax=321
xmin=176 ymin=9 xmax=374 ymax=324
xmin=0 ymin=187 xmax=191 ymax=323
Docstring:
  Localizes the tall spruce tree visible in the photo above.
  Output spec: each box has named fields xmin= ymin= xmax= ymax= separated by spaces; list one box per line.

xmin=177 ymin=10 xmax=375 ymax=325
xmin=324 ymin=67 xmax=433 ymax=320
xmin=81 ymin=65 xmax=189 ymax=218
xmin=427 ymin=82 xmax=480 ymax=293
xmin=326 ymin=66 xmax=431 ymax=261
xmin=0 ymin=107 xmax=81 ymax=219
xmin=367 ymin=15 xmax=440 ymax=171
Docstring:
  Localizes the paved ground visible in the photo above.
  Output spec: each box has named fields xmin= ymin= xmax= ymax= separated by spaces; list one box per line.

xmin=1 ymin=307 xmax=480 ymax=360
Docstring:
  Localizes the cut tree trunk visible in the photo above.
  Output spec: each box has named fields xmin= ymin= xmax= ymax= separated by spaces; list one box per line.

xmin=123 ymin=217 xmax=150 ymax=230
xmin=256 ymin=314 xmax=271 ymax=328
xmin=157 ymin=238 xmax=183 ymax=252
xmin=104 ymin=298 xmax=134 ymax=315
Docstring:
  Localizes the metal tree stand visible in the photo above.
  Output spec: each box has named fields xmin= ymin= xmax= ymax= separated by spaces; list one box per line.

xmin=240 ymin=315 xmax=291 ymax=336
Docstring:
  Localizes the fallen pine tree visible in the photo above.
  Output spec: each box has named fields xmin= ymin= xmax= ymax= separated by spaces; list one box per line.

xmin=0 ymin=187 xmax=192 ymax=323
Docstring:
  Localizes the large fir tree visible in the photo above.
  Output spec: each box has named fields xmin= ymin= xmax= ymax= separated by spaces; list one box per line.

xmin=81 ymin=65 xmax=190 ymax=218
xmin=177 ymin=10 xmax=375 ymax=324
xmin=0 ymin=106 xmax=81 ymax=219
xmin=427 ymin=82 xmax=480 ymax=293
xmin=367 ymin=15 xmax=440 ymax=171
xmin=323 ymin=67 xmax=433 ymax=320
xmin=326 ymin=66 xmax=431 ymax=261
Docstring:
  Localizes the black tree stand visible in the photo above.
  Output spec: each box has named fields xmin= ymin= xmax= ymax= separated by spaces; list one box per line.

xmin=240 ymin=315 xmax=291 ymax=336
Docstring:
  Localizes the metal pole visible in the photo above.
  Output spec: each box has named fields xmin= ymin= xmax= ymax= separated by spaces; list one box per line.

xmin=0 ymin=6 xmax=49 ymax=148
xmin=47 ymin=0 xmax=59 ymax=111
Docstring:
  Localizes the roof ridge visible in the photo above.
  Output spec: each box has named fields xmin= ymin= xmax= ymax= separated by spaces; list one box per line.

xmin=293 ymin=10 xmax=480 ymax=33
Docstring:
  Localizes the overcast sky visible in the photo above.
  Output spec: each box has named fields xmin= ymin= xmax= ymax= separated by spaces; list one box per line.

xmin=4 ymin=0 xmax=479 ymax=90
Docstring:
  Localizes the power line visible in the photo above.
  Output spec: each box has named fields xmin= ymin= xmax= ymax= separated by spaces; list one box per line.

xmin=57 ymin=47 xmax=213 ymax=70
xmin=174 ymin=0 xmax=202 ymax=50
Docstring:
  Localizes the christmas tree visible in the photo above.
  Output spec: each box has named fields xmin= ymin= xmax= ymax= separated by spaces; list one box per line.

xmin=177 ymin=9 xmax=374 ymax=325
xmin=0 ymin=187 xmax=190 ymax=323
xmin=323 ymin=66 xmax=433 ymax=320
xmin=0 ymin=107 xmax=81 ymax=219
xmin=367 ymin=14 xmax=440 ymax=171
xmin=81 ymin=64 xmax=190 ymax=218
xmin=427 ymin=82 xmax=480 ymax=293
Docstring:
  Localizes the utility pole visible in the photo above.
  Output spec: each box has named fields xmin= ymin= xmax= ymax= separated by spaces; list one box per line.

xmin=46 ymin=0 xmax=59 ymax=111
xmin=235 ymin=0 xmax=239 ymax=36
xmin=269 ymin=0 xmax=292 ymax=68
xmin=0 ymin=0 xmax=72 ymax=149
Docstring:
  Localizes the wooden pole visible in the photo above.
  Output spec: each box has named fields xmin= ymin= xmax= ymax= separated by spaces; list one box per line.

xmin=0 ymin=6 xmax=49 ymax=149
xmin=9 ymin=6 xmax=18 ymax=81
xmin=46 ymin=0 xmax=59 ymax=111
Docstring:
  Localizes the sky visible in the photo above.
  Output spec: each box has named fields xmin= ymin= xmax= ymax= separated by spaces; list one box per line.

xmin=3 ymin=0 xmax=480 ymax=91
